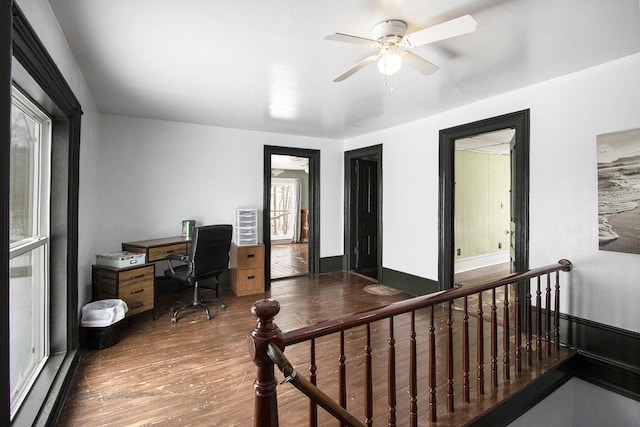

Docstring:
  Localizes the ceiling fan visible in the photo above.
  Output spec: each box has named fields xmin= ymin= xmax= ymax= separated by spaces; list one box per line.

xmin=325 ymin=15 xmax=476 ymax=82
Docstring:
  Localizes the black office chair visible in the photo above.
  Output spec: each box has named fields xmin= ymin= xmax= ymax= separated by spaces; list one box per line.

xmin=164 ymin=224 xmax=232 ymax=323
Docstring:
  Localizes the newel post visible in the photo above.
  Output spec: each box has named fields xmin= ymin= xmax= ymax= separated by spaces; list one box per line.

xmin=248 ymin=299 xmax=285 ymax=427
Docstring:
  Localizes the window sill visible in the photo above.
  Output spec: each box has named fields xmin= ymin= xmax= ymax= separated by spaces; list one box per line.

xmin=11 ymin=348 xmax=79 ymax=427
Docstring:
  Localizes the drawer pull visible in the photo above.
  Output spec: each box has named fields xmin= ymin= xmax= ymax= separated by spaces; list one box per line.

xmin=248 ymin=275 xmax=255 ymax=280
xmin=247 ymin=254 xmax=255 ymax=258
xmin=129 ymin=274 xmax=145 ymax=280
xmin=130 ymin=301 xmax=144 ymax=309
xmin=130 ymin=288 xmax=145 ymax=294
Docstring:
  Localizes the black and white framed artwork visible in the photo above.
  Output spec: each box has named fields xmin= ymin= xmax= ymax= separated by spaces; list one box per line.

xmin=597 ymin=128 xmax=640 ymax=254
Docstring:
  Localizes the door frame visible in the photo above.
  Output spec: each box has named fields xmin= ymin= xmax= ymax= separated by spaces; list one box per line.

xmin=263 ymin=146 xmax=320 ymax=288
xmin=438 ymin=110 xmax=530 ymax=290
xmin=344 ymin=144 xmax=383 ymax=280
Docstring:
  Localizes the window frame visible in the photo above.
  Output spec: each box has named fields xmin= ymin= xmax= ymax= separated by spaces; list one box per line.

xmin=2 ymin=4 xmax=83 ymax=426
xmin=270 ymin=178 xmax=298 ymax=241
xmin=9 ymin=86 xmax=52 ymax=418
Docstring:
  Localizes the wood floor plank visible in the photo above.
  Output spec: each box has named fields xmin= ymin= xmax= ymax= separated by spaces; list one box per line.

xmin=58 ymin=272 xmax=573 ymax=426
xmin=270 ymin=243 xmax=308 ymax=280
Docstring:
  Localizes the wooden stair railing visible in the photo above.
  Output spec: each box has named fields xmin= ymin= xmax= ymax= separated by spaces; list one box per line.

xmin=248 ymin=259 xmax=573 ymax=427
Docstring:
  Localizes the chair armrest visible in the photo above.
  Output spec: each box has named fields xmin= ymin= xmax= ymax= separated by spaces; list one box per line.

xmin=166 ymin=254 xmax=188 ymax=262
xmin=166 ymin=254 xmax=189 ymax=276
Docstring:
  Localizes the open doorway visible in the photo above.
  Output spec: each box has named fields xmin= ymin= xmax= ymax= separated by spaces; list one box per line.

xmin=263 ymin=146 xmax=320 ymax=287
xmin=439 ymin=110 xmax=530 ymax=291
xmin=270 ymin=155 xmax=310 ymax=279
xmin=454 ymin=129 xmax=514 ymax=282
xmin=344 ymin=145 xmax=383 ymax=281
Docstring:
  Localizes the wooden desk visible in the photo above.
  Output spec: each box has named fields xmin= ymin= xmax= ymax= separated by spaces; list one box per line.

xmin=116 ymin=236 xmax=192 ymax=321
xmin=122 ymin=236 xmax=191 ymax=262
xmin=92 ymin=263 xmax=156 ymax=319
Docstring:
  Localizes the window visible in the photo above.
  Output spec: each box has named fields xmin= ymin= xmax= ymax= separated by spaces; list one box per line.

xmin=9 ymin=86 xmax=52 ymax=418
xmin=270 ymin=178 xmax=300 ymax=241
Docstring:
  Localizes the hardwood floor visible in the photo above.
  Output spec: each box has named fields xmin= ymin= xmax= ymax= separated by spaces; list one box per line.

xmin=270 ymin=243 xmax=308 ymax=280
xmin=58 ymin=273 xmax=403 ymax=426
xmin=58 ymin=272 xmax=573 ymax=426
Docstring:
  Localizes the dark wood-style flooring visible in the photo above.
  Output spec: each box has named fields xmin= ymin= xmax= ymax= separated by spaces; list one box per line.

xmin=58 ymin=270 xmax=573 ymax=426
xmin=270 ymin=243 xmax=308 ymax=280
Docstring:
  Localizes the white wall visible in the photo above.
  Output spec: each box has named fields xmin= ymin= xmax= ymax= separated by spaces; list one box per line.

xmin=509 ymin=378 xmax=640 ymax=427
xmin=18 ymin=1 xmax=640 ymax=331
xmin=17 ymin=0 xmax=101 ymax=310
xmin=96 ymin=115 xmax=344 ymax=271
xmin=346 ymin=53 xmax=640 ymax=332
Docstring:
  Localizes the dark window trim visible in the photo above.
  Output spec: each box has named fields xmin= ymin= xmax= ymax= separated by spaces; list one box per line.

xmin=2 ymin=3 xmax=82 ymax=425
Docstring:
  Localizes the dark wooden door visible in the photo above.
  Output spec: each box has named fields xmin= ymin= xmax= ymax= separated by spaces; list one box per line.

xmin=353 ymin=158 xmax=378 ymax=279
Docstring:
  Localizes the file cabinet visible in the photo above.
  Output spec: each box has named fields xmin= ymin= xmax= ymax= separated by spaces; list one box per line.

xmin=230 ymin=243 xmax=264 ymax=296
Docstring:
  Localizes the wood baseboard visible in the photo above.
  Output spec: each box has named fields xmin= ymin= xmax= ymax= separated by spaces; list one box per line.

xmin=381 ymin=267 xmax=440 ymax=296
xmin=532 ymin=308 xmax=640 ymax=401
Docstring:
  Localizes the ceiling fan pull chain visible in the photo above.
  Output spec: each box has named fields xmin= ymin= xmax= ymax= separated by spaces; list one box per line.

xmin=383 ymin=74 xmax=395 ymax=92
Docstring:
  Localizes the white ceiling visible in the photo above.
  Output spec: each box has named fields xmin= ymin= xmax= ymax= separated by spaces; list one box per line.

xmin=456 ymin=128 xmax=515 ymax=155
xmin=48 ymin=0 xmax=640 ymax=140
xmin=271 ymin=154 xmax=309 ymax=171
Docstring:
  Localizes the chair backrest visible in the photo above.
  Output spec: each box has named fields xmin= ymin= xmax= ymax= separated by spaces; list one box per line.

xmin=189 ymin=224 xmax=233 ymax=279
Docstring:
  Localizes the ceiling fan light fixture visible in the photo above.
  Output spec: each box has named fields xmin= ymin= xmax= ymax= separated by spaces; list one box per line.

xmin=326 ymin=14 xmax=474 ymax=82
xmin=377 ymin=50 xmax=402 ymax=75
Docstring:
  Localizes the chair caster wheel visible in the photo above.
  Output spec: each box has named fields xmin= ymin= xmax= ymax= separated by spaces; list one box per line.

xmin=206 ymin=314 xmax=212 ymax=320
xmin=171 ymin=317 xmax=177 ymax=323
xmin=221 ymin=303 xmax=227 ymax=309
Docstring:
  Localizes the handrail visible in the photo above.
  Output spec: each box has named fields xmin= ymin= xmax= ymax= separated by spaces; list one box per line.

xmin=284 ymin=259 xmax=573 ymax=345
xmin=249 ymin=259 xmax=574 ymax=426
xmin=267 ymin=343 xmax=365 ymax=427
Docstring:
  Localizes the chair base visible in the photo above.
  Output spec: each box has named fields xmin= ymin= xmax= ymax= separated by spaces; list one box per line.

xmin=200 ymin=284 xmax=227 ymax=310
xmin=204 ymin=297 xmax=227 ymax=310
xmin=170 ymin=300 xmax=213 ymax=323
xmin=169 ymin=293 xmax=226 ymax=322
xmin=169 ymin=279 xmax=226 ymax=323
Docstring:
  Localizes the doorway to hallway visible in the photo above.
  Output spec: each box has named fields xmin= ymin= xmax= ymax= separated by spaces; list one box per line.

xmin=439 ymin=110 xmax=530 ymax=291
xmin=454 ymin=128 xmax=513 ymax=276
xmin=263 ymin=146 xmax=320 ymax=288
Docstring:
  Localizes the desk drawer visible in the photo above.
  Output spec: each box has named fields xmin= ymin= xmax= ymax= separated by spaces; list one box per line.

xmin=233 ymin=267 xmax=264 ymax=296
xmin=119 ymin=265 xmax=154 ymax=286
xmin=120 ymin=282 xmax=154 ymax=316
xmin=148 ymin=243 xmax=188 ymax=262
xmin=234 ymin=245 xmax=264 ymax=269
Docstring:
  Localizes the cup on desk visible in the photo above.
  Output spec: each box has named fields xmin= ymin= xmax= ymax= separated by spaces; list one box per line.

xmin=181 ymin=220 xmax=195 ymax=238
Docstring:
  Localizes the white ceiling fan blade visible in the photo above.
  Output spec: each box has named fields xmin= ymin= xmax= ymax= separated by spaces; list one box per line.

xmin=333 ymin=54 xmax=380 ymax=82
xmin=325 ymin=33 xmax=379 ymax=48
xmin=404 ymin=15 xmax=477 ymax=47
xmin=400 ymin=51 xmax=439 ymax=75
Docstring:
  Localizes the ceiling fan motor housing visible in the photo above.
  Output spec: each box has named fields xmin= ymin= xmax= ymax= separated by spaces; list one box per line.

xmin=371 ymin=19 xmax=407 ymax=42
